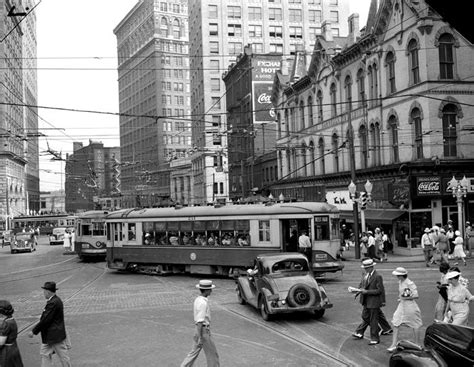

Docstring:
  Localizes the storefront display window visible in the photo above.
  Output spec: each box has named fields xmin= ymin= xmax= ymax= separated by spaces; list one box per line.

xmin=410 ymin=211 xmax=432 ymax=248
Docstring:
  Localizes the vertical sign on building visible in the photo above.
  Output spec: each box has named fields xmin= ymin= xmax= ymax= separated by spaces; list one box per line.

xmin=252 ymin=57 xmax=281 ymax=123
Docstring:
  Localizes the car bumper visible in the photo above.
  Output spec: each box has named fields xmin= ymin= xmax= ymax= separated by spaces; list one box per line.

xmin=312 ymin=262 xmax=344 ymax=273
xmin=267 ymin=301 xmax=333 ymax=314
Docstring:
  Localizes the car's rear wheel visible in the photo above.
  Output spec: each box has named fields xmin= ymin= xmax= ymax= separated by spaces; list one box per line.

xmin=259 ymin=297 xmax=272 ymax=321
xmin=237 ymin=286 xmax=246 ymax=305
xmin=313 ymin=309 xmax=325 ymax=319
xmin=287 ymin=284 xmax=316 ymax=307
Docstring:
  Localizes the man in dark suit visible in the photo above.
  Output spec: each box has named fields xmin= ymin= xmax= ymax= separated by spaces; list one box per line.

xmin=28 ymin=281 xmax=71 ymax=367
xmin=352 ymin=259 xmax=386 ymax=345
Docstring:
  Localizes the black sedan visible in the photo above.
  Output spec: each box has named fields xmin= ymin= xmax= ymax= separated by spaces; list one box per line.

xmin=235 ymin=252 xmax=332 ymax=321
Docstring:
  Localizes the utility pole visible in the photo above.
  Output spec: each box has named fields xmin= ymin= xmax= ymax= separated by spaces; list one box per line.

xmin=347 ymin=106 xmax=361 ymax=259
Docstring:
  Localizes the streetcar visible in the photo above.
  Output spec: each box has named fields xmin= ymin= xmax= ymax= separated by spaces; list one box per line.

xmin=11 ymin=214 xmax=77 ymax=235
xmin=105 ymin=202 xmax=343 ymax=276
xmin=75 ymin=210 xmax=108 ymax=261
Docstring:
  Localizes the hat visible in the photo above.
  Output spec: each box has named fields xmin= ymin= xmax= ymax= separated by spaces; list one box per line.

xmin=196 ymin=280 xmax=216 ymax=290
xmin=392 ymin=267 xmax=408 ymax=276
xmin=367 ymin=231 xmax=373 ymax=235
xmin=455 ymin=230 xmax=461 ymax=236
xmin=467 ymin=221 xmax=471 ymax=226
xmin=0 ymin=300 xmax=14 ymax=316
xmin=41 ymin=281 xmax=58 ymax=292
xmin=439 ymin=228 xmax=446 ymax=233
xmin=361 ymin=259 xmax=376 ymax=269
xmin=447 ymin=220 xmax=453 ymax=224
xmin=432 ymin=226 xmax=439 ymax=231
xmin=446 ymin=271 xmax=461 ymax=280
xmin=424 ymin=228 xmax=431 ymax=233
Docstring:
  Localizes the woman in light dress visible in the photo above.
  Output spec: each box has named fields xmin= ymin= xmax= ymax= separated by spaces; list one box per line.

xmin=387 ymin=267 xmax=423 ymax=352
xmin=453 ymin=230 xmax=467 ymax=266
xmin=444 ymin=270 xmax=474 ymax=325
xmin=434 ymin=262 xmax=450 ymax=321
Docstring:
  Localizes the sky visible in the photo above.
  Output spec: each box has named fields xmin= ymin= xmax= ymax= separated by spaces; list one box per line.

xmin=35 ymin=0 xmax=371 ymax=192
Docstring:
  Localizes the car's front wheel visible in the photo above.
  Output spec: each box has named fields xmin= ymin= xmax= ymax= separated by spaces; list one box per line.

xmin=236 ymin=286 xmax=246 ymax=305
xmin=259 ymin=297 xmax=272 ymax=321
xmin=313 ymin=309 xmax=325 ymax=319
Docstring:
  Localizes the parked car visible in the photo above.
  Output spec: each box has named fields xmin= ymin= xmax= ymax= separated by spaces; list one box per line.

xmin=389 ymin=322 xmax=474 ymax=367
xmin=235 ymin=252 xmax=332 ymax=321
xmin=11 ymin=232 xmax=37 ymax=253
xmin=49 ymin=227 xmax=69 ymax=245
xmin=2 ymin=230 xmax=14 ymax=246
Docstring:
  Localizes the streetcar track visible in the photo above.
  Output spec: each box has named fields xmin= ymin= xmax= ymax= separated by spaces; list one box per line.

xmin=0 ymin=256 xmax=76 ymax=277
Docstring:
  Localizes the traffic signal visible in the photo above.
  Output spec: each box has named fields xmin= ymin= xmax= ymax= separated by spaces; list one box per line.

xmin=360 ymin=192 xmax=368 ymax=210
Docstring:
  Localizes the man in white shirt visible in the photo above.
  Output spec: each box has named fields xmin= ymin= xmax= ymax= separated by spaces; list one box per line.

xmin=298 ymin=229 xmax=312 ymax=262
xmin=181 ymin=280 xmax=220 ymax=367
xmin=421 ymin=227 xmax=434 ymax=267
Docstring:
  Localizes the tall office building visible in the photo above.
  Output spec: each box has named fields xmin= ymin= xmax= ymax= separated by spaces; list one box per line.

xmin=0 ymin=0 xmax=39 ymax=227
xmin=114 ymin=0 xmax=191 ymax=208
xmin=188 ymin=0 xmax=350 ymax=204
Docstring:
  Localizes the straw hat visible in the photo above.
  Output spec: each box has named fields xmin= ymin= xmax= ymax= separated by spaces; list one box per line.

xmin=361 ymin=259 xmax=376 ymax=268
xmin=196 ymin=279 xmax=216 ymax=289
xmin=445 ymin=271 xmax=461 ymax=280
xmin=392 ymin=267 xmax=408 ymax=276
xmin=424 ymin=228 xmax=431 ymax=233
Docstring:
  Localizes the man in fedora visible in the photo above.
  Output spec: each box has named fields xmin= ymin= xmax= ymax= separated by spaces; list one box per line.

xmin=27 ymin=281 xmax=71 ymax=367
xmin=181 ymin=280 xmax=220 ymax=367
xmin=352 ymin=259 xmax=387 ymax=345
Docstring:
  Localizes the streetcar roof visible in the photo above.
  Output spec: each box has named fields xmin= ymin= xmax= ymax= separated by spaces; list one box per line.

xmin=76 ymin=210 xmax=109 ymax=219
xmin=105 ymin=202 xmax=338 ymax=220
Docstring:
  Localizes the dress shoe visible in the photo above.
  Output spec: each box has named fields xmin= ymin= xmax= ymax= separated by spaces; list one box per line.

xmin=352 ymin=333 xmax=363 ymax=339
xmin=387 ymin=346 xmax=397 ymax=352
xmin=368 ymin=340 xmax=379 ymax=345
xmin=381 ymin=329 xmax=393 ymax=335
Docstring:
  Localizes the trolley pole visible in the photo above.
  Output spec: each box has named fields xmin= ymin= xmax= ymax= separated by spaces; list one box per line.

xmin=347 ymin=107 xmax=361 ymax=259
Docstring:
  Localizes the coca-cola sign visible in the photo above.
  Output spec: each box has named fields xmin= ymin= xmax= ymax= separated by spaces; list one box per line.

xmin=253 ymin=82 xmax=275 ymax=123
xmin=416 ymin=177 xmax=441 ymax=196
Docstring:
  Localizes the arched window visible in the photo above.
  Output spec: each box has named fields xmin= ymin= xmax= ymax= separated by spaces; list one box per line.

xmin=308 ymin=95 xmax=314 ymax=125
xmin=370 ymin=123 xmax=381 ymax=166
xmin=359 ymin=125 xmax=368 ymax=168
xmin=332 ymin=133 xmax=339 ymax=172
xmin=301 ymin=143 xmax=307 ymax=176
xmin=439 ymin=33 xmax=455 ymax=79
xmin=309 ymin=141 xmax=315 ymax=176
xmin=317 ymin=90 xmax=323 ymax=122
xmin=386 ymin=51 xmax=396 ymax=93
xmin=442 ymin=104 xmax=458 ymax=157
xmin=299 ymin=100 xmax=305 ymax=130
xmin=284 ymin=108 xmax=290 ymax=136
xmin=330 ymin=83 xmax=337 ymax=117
xmin=408 ymin=39 xmax=420 ymax=85
xmin=286 ymin=149 xmax=291 ymax=178
xmin=357 ymin=68 xmax=366 ymax=107
xmin=318 ymin=137 xmax=325 ymax=174
xmin=368 ymin=66 xmax=374 ymax=107
xmin=173 ymin=19 xmax=181 ymax=38
xmin=344 ymin=75 xmax=352 ymax=112
xmin=277 ymin=112 xmax=281 ymax=138
xmin=388 ymin=116 xmax=399 ymax=163
xmin=412 ymin=108 xmax=423 ymax=159
xmin=161 ymin=17 xmax=169 ymax=37
xmin=290 ymin=106 xmax=296 ymax=133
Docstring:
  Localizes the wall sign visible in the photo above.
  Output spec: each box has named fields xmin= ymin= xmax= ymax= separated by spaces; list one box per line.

xmin=416 ymin=176 xmax=441 ymax=196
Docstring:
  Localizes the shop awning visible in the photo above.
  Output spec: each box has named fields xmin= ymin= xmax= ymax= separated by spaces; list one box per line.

xmin=341 ymin=209 xmax=406 ymax=223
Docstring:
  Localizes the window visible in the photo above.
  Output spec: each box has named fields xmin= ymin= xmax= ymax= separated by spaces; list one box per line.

xmin=388 ymin=116 xmax=399 ymax=162
xmin=332 ymin=134 xmax=339 ymax=172
xmin=412 ymin=108 xmax=423 ymax=159
xmin=308 ymin=96 xmax=314 ymax=125
xmin=318 ymin=137 xmax=325 ymax=174
xmin=442 ymin=104 xmax=457 ymax=157
xmin=330 ymin=11 xmax=339 ymax=23
xmin=208 ymin=5 xmax=218 ymax=19
xmin=258 ymin=220 xmax=271 ymax=241
xmin=209 ymin=41 xmax=219 ymax=54
xmin=330 ymin=83 xmax=337 ymax=117
xmin=160 ymin=17 xmax=168 ymax=37
xmin=439 ymin=33 xmax=455 ymax=79
xmin=386 ymin=51 xmax=396 ymax=93
xmin=357 ymin=68 xmax=366 ymax=107
xmin=269 ymin=26 xmax=282 ymax=38
xmin=309 ymin=27 xmax=319 ymax=41
xmin=228 ymin=24 xmax=242 ymax=37
xmin=289 ymin=26 xmax=303 ymax=39
xmin=317 ymin=90 xmax=323 ymax=122
xmin=252 ymin=43 xmax=263 ymax=53
xmin=228 ymin=42 xmax=242 ymax=55
xmin=269 ymin=43 xmax=283 ymax=53
xmin=359 ymin=125 xmax=368 ymax=168
xmin=370 ymin=123 xmax=381 ymax=166
xmin=212 ymin=115 xmax=221 ymax=128
xmin=228 ymin=6 xmax=241 ymax=19
xmin=299 ymin=100 xmax=305 ymax=129
xmin=344 ymin=75 xmax=352 ymax=111
xmin=408 ymin=39 xmax=420 ymax=85
xmin=173 ymin=19 xmax=181 ymax=38
xmin=209 ymin=23 xmax=218 ymax=36
xmin=269 ymin=8 xmax=282 ymax=21
xmin=289 ymin=9 xmax=302 ymax=22
xmin=210 ymin=60 xmax=219 ymax=74
xmin=160 ymin=2 xmax=167 ymax=11
xmin=211 ymin=78 xmax=220 ymax=92
xmin=332 ymin=28 xmax=340 ymax=37
xmin=248 ymin=7 xmax=262 ymax=20
xmin=211 ymin=97 xmax=221 ymax=109
xmin=309 ymin=10 xmax=322 ymax=23
xmin=249 ymin=25 xmax=262 ymax=38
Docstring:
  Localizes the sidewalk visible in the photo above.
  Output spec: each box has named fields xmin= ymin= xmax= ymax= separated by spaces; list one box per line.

xmin=340 ymin=245 xmax=425 ymax=263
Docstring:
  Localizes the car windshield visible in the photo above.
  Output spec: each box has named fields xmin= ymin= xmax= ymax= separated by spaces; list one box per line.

xmin=270 ymin=259 xmax=309 ymax=274
xmin=53 ymin=228 xmax=66 ymax=234
xmin=16 ymin=234 xmax=32 ymax=240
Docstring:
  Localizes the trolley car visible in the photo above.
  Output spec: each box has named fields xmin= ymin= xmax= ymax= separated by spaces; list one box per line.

xmin=12 ymin=214 xmax=77 ymax=235
xmin=105 ymin=202 xmax=343 ymax=276
xmin=75 ymin=211 xmax=108 ymax=261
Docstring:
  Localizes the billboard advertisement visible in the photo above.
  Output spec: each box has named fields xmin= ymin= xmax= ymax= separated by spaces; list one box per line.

xmin=252 ymin=57 xmax=281 ymax=123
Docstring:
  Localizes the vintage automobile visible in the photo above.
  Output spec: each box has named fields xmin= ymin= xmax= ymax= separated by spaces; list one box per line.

xmin=49 ymin=227 xmax=70 ymax=246
xmin=389 ymin=322 xmax=474 ymax=367
xmin=235 ymin=252 xmax=332 ymax=321
xmin=11 ymin=232 xmax=37 ymax=253
xmin=2 ymin=230 xmax=14 ymax=246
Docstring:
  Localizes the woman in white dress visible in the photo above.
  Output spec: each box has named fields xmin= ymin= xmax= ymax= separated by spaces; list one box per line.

xmin=387 ymin=267 xmax=423 ymax=352
xmin=453 ymin=231 xmax=467 ymax=266
xmin=444 ymin=270 xmax=474 ymax=325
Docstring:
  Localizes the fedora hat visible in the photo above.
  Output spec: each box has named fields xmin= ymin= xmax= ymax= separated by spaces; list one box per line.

xmin=41 ymin=281 xmax=58 ymax=292
xmin=196 ymin=279 xmax=216 ymax=290
xmin=424 ymin=228 xmax=431 ymax=233
xmin=445 ymin=271 xmax=461 ymax=280
xmin=392 ymin=267 xmax=408 ymax=276
xmin=361 ymin=259 xmax=376 ymax=269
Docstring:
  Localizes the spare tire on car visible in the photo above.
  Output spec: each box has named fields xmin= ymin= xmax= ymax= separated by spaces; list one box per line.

xmin=287 ymin=284 xmax=316 ymax=307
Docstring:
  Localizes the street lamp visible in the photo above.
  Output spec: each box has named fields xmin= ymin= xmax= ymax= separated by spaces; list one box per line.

xmin=448 ymin=176 xmax=469 ymax=238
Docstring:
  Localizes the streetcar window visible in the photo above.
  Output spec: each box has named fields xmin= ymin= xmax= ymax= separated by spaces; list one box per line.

xmin=127 ymin=223 xmax=136 ymax=241
xmin=258 ymin=220 xmax=271 ymax=242
xmin=93 ymin=222 xmax=105 ymax=236
xmin=314 ymin=216 xmax=329 ymax=240
xmin=331 ymin=217 xmax=340 ymax=240
xmin=82 ymin=224 xmax=92 ymax=236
